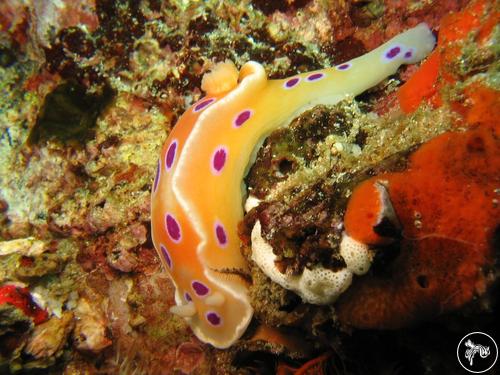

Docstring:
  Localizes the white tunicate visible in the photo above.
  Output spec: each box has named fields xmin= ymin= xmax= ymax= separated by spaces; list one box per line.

xmin=339 ymin=234 xmax=373 ymax=275
xmin=251 ymin=220 xmax=361 ymax=305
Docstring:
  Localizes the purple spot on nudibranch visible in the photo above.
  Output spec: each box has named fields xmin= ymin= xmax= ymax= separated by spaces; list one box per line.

xmin=192 ymin=281 xmax=210 ymax=296
xmin=160 ymin=244 xmax=172 ymax=269
xmin=165 ymin=140 xmax=177 ymax=170
xmin=385 ymin=46 xmax=401 ymax=59
xmin=211 ymin=147 xmax=228 ymax=175
xmin=215 ymin=221 xmax=228 ymax=247
xmin=234 ymin=110 xmax=252 ymax=128
xmin=284 ymin=77 xmax=300 ymax=89
xmin=193 ymin=98 xmax=216 ymax=113
xmin=336 ymin=63 xmax=352 ymax=71
xmin=306 ymin=72 xmax=325 ymax=81
xmin=165 ymin=213 xmax=182 ymax=243
xmin=153 ymin=159 xmax=160 ymax=192
xmin=206 ymin=311 xmax=222 ymax=326
xmin=185 ymin=292 xmax=192 ymax=302
xmin=404 ymin=49 xmax=414 ymax=59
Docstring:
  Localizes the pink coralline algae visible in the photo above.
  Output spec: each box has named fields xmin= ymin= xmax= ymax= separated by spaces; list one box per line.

xmin=0 ymin=284 xmax=48 ymax=325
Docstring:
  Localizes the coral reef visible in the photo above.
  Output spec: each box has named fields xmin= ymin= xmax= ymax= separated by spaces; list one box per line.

xmin=0 ymin=0 xmax=497 ymax=373
xmin=151 ymin=24 xmax=436 ymax=348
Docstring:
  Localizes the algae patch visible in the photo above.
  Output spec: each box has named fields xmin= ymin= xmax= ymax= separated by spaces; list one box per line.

xmin=27 ymin=82 xmax=114 ymax=145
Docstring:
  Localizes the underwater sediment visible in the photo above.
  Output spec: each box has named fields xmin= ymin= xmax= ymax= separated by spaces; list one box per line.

xmin=0 ymin=0 xmax=498 ymax=374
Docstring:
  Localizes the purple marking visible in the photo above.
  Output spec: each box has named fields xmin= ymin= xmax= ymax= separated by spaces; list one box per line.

xmin=153 ymin=159 xmax=160 ymax=192
xmin=192 ymin=281 xmax=210 ymax=296
xmin=404 ymin=49 xmax=414 ymax=59
xmin=234 ymin=110 xmax=252 ymax=128
xmin=385 ymin=46 xmax=401 ymax=59
xmin=193 ymin=98 xmax=216 ymax=113
xmin=336 ymin=63 xmax=352 ymax=71
xmin=284 ymin=77 xmax=300 ymax=89
xmin=306 ymin=72 xmax=325 ymax=81
xmin=206 ymin=311 xmax=222 ymax=326
xmin=165 ymin=140 xmax=177 ymax=170
xmin=215 ymin=221 xmax=228 ymax=247
xmin=211 ymin=147 xmax=227 ymax=175
xmin=185 ymin=292 xmax=192 ymax=302
xmin=165 ymin=213 xmax=182 ymax=243
xmin=160 ymin=244 xmax=172 ymax=269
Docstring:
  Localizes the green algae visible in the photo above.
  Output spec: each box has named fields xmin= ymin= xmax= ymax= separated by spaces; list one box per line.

xmin=144 ymin=315 xmax=191 ymax=346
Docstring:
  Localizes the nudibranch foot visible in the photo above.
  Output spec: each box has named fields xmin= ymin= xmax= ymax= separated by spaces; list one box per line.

xmin=151 ymin=23 xmax=436 ymax=347
xmin=170 ymin=302 xmax=196 ymax=318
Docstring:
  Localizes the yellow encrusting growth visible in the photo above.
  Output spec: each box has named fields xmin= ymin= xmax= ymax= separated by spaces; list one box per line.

xmin=151 ymin=23 xmax=435 ymax=348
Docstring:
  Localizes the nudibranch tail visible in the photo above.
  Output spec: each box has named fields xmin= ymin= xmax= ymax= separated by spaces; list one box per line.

xmin=151 ymin=23 xmax=436 ymax=348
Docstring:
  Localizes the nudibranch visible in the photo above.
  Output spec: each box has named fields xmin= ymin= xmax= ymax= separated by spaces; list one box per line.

xmin=151 ymin=23 xmax=436 ymax=348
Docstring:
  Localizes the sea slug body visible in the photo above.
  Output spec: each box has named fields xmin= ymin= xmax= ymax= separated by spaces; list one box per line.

xmin=151 ymin=23 xmax=436 ymax=348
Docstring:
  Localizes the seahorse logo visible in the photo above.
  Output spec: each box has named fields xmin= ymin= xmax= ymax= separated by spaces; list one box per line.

xmin=457 ymin=332 xmax=498 ymax=373
xmin=464 ymin=339 xmax=490 ymax=366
